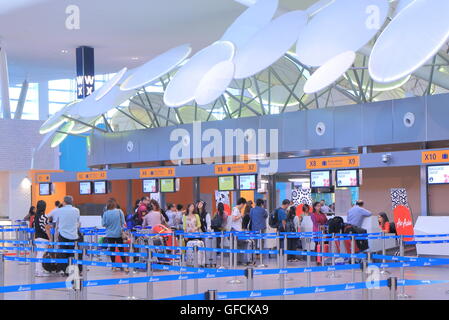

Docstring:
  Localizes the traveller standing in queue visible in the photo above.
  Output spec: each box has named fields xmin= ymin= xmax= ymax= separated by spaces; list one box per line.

xmin=102 ymin=198 xmax=127 ymax=272
xmin=174 ymin=204 xmax=184 ymax=230
xmin=183 ymin=203 xmax=201 ymax=233
xmin=250 ymin=199 xmax=268 ymax=234
xmin=54 ymin=195 xmax=81 ymax=276
xmin=143 ymin=199 xmax=165 ymax=227
xmin=277 ymin=199 xmax=290 ymax=250
xmin=34 ymin=200 xmax=52 ymax=277
xmin=136 ymin=196 xmax=150 ymax=226
xmin=347 ymin=200 xmax=372 ymax=228
xmin=230 ymin=197 xmax=247 ymax=232
xmin=196 ymin=200 xmax=211 ymax=232
xmin=311 ymin=201 xmax=327 ymax=233
xmin=242 ymin=200 xmax=253 ymax=231
xmin=166 ymin=204 xmax=177 ymax=229
xmin=320 ymin=200 xmax=331 ymax=214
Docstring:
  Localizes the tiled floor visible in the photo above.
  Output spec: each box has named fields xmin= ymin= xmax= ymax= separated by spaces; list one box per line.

xmin=2 ymin=254 xmax=449 ymax=300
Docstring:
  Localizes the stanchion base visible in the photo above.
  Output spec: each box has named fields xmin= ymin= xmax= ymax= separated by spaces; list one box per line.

xmin=218 ymin=266 xmax=227 ymax=270
xmin=397 ymin=293 xmax=411 ymax=299
xmin=257 ymin=264 xmax=268 ymax=268
xmin=380 ymin=269 xmax=391 ymax=275
xmin=126 ymin=296 xmax=138 ymax=300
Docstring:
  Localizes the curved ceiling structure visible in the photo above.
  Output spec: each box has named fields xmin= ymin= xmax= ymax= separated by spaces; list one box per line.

xmin=35 ymin=0 xmax=449 ymax=147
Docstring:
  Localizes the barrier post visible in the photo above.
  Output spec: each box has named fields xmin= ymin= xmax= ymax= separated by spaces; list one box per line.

xmin=397 ymin=235 xmax=410 ymax=299
xmin=228 ymin=233 xmax=233 ymax=269
xmin=380 ymin=232 xmax=390 ymax=275
xmin=279 ymin=248 xmax=285 ymax=301
xmin=219 ymin=231 xmax=225 ymax=269
xmin=29 ymin=238 xmax=35 ymax=300
xmin=193 ymin=246 xmax=199 ymax=294
xmin=257 ymin=236 xmax=267 ymax=268
xmin=228 ymin=233 xmax=241 ymax=284
xmin=146 ymin=249 xmax=153 ymax=300
xmin=321 ymin=236 xmax=325 ymax=267
xmin=283 ymin=235 xmax=292 ymax=282
xmin=205 ymin=289 xmax=217 ymax=300
xmin=388 ymin=277 xmax=398 ymax=300
xmin=327 ymin=234 xmax=340 ymax=279
xmin=180 ymin=250 xmax=187 ymax=296
xmin=276 ymin=231 xmax=280 ymax=268
xmin=171 ymin=232 xmax=175 ymax=266
xmin=68 ymin=257 xmax=75 ymax=300
xmin=0 ymin=226 xmax=5 ymax=253
xmin=245 ymin=268 xmax=254 ymax=300
xmin=82 ymin=248 xmax=87 ymax=300
xmin=361 ymin=260 xmax=368 ymax=300
xmin=127 ymin=237 xmax=136 ymax=300
xmin=351 ymin=233 xmax=356 ymax=282
xmin=0 ymin=253 xmax=4 ymax=300
xmin=306 ymin=238 xmax=311 ymax=287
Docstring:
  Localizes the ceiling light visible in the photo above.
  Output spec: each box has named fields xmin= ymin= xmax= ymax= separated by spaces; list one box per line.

xmin=61 ymin=50 xmax=68 ymax=54
xmin=131 ymin=57 xmax=139 ymax=61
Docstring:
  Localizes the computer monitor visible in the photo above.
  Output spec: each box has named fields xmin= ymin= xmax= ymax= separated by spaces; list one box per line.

xmin=160 ymin=178 xmax=175 ymax=193
xmin=93 ymin=181 xmax=107 ymax=194
xmin=79 ymin=182 xmax=92 ymax=195
xmin=143 ymin=179 xmax=158 ymax=193
xmin=218 ymin=176 xmax=235 ymax=191
xmin=310 ymin=170 xmax=332 ymax=188
xmin=238 ymin=174 xmax=257 ymax=190
xmin=39 ymin=183 xmax=51 ymax=196
xmin=336 ymin=169 xmax=360 ymax=187
xmin=427 ymin=165 xmax=449 ymax=185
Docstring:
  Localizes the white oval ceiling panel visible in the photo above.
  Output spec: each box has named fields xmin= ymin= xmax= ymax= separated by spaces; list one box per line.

xmin=39 ymin=100 xmax=79 ymax=134
xmin=163 ymin=41 xmax=235 ymax=107
xmin=296 ymin=0 xmax=389 ymax=67
xmin=221 ymin=0 xmax=278 ymax=50
xmin=306 ymin=0 xmax=335 ymax=17
xmin=95 ymin=67 xmax=127 ymax=101
xmin=369 ymin=0 xmax=449 ymax=83
xmin=393 ymin=0 xmax=416 ymax=17
xmin=195 ymin=60 xmax=235 ymax=105
xmin=233 ymin=10 xmax=307 ymax=79
xmin=120 ymin=44 xmax=192 ymax=91
xmin=304 ymin=51 xmax=356 ymax=94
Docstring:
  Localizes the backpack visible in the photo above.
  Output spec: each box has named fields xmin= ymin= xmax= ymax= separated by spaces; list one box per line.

xmin=327 ymin=216 xmax=345 ymax=234
xmin=344 ymin=224 xmax=369 ymax=252
xmin=268 ymin=208 xmax=280 ymax=229
xmin=285 ymin=216 xmax=296 ymax=233
xmin=42 ymin=251 xmax=59 ymax=272
xmin=126 ymin=213 xmax=137 ymax=229
xmin=211 ymin=212 xmax=224 ymax=230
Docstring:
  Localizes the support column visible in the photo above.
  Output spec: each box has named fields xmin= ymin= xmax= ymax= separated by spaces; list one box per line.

xmin=14 ymin=80 xmax=29 ymax=120
xmin=420 ymin=165 xmax=429 ymax=216
xmin=193 ymin=177 xmax=200 ymax=202
xmin=38 ymin=81 xmax=49 ymax=120
xmin=0 ymin=46 xmax=11 ymax=119
xmin=127 ymin=179 xmax=133 ymax=216
xmin=267 ymin=175 xmax=276 ymax=213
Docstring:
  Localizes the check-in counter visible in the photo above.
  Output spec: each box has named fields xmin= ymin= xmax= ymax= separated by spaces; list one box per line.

xmin=414 ymin=216 xmax=449 ymax=257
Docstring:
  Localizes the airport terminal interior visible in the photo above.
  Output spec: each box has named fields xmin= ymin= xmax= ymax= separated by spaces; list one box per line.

xmin=1 ymin=0 xmax=449 ymax=303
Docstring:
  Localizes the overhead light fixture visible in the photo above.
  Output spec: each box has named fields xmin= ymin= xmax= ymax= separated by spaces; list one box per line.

xmin=131 ymin=57 xmax=139 ymax=61
xmin=61 ymin=49 xmax=68 ymax=54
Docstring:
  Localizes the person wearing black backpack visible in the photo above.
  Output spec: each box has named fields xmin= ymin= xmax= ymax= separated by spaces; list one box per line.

xmin=286 ymin=206 xmax=300 ymax=262
xmin=270 ymin=199 xmax=290 ymax=252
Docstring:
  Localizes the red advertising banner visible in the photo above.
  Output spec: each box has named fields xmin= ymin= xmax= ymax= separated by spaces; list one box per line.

xmin=390 ymin=188 xmax=414 ymax=239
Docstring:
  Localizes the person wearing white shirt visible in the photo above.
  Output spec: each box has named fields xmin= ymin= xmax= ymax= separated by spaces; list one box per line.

xmin=229 ymin=198 xmax=247 ymax=232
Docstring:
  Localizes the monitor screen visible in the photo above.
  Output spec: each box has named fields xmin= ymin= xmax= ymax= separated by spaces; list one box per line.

xmin=94 ymin=181 xmax=107 ymax=194
xmin=336 ymin=169 xmax=359 ymax=187
xmin=310 ymin=170 xmax=332 ymax=188
xmin=39 ymin=183 xmax=51 ymax=196
xmin=79 ymin=182 xmax=92 ymax=195
xmin=218 ymin=176 xmax=235 ymax=191
xmin=143 ymin=179 xmax=158 ymax=193
xmin=160 ymin=178 xmax=175 ymax=193
xmin=427 ymin=165 xmax=449 ymax=184
xmin=239 ymin=175 xmax=257 ymax=190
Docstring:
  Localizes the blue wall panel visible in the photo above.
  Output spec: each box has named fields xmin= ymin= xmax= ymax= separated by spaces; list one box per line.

xmin=59 ymin=135 xmax=88 ymax=172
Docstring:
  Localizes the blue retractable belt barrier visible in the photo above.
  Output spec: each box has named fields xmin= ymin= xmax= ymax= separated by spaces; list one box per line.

xmin=34 ymin=247 xmax=82 ymax=254
xmin=4 ymin=256 xmax=68 ymax=263
xmin=72 ymin=259 xmax=147 ymax=269
xmin=86 ymin=249 xmax=147 ymax=257
xmin=78 ymin=242 xmax=130 ymax=248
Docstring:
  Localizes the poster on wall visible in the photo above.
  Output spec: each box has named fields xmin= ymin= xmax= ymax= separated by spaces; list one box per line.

xmin=292 ymin=188 xmax=313 ymax=216
xmin=215 ymin=191 xmax=231 ymax=215
xmin=150 ymin=192 xmax=161 ymax=204
xmin=390 ymin=188 xmax=414 ymax=237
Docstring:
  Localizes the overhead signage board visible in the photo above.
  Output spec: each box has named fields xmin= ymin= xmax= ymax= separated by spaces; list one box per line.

xmin=422 ymin=150 xmax=449 ymax=164
xmin=306 ymin=156 xmax=360 ymax=170
xmin=140 ymin=167 xmax=176 ymax=178
xmin=76 ymin=171 xmax=107 ymax=181
xmin=214 ymin=163 xmax=257 ymax=175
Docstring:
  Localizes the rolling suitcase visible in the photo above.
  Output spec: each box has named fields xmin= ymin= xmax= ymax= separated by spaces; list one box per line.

xmin=204 ymin=237 xmax=218 ymax=267
xmin=237 ymin=239 xmax=255 ymax=265
xmin=186 ymin=239 xmax=206 ymax=267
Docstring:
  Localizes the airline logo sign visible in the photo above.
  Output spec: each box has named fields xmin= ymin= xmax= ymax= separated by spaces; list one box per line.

xmin=422 ymin=150 xmax=449 ymax=164
xmin=37 ymin=174 xmax=50 ymax=183
xmin=76 ymin=171 xmax=107 ymax=181
xmin=214 ymin=163 xmax=257 ymax=175
xmin=306 ymin=156 xmax=360 ymax=169
xmin=140 ymin=168 xmax=176 ymax=178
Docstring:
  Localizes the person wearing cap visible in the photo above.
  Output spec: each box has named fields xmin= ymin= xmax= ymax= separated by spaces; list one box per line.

xmin=347 ymin=200 xmax=372 ymax=228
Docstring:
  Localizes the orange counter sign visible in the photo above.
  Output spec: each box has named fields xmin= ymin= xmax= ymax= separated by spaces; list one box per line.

xmin=214 ymin=163 xmax=257 ymax=175
xmin=422 ymin=150 xmax=449 ymax=164
xmin=306 ymin=156 xmax=360 ymax=170
xmin=76 ymin=171 xmax=107 ymax=181
xmin=140 ymin=167 xmax=176 ymax=178
xmin=37 ymin=174 xmax=50 ymax=183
